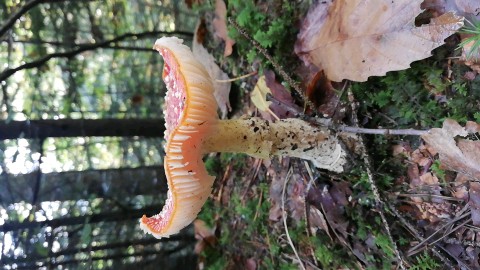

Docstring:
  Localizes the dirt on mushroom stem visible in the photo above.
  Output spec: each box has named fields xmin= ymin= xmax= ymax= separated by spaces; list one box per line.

xmin=202 ymin=117 xmax=349 ymax=173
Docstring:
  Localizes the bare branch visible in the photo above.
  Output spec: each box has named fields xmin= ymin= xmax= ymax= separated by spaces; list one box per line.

xmin=0 ymin=30 xmax=193 ymax=83
xmin=0 ymin=0 xmax=43 ymax=40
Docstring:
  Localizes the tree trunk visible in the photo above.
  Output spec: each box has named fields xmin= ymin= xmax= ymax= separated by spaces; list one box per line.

xmin=0 ymin=118 xmax=165 ymax=140
xmin=0 ymin=204 xmax=165 ymax=232
xmin=0 ymin=165 xmax=167 ymax=206
xmin=2 ymin=234 xmax=195 ymax=266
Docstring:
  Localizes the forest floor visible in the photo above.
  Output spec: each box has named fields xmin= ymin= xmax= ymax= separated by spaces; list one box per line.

xmin=190 ymin=1 xmax=480 ymax=269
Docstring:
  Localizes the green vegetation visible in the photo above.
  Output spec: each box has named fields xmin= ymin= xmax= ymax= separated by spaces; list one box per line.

xmin=352 ymin=57 xmax=480 ymax=129
xmin=194 ymin=2 xmax=480 ymax=268
xmin=227 ymin=0 xmax=304 ymax=69
xmin=458 ymin=19 xmax=480 ymax=60
xmin=410 ymin=252 xmax=441 ymax=270
xmin=198 ymin=176 xmax=299 ymax=269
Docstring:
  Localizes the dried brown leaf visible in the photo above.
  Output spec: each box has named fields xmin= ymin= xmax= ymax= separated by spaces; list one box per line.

xmin=309 ymin=206 xmax=331 ymax=239
xmin=192 ymin=33 xmax=231 ymax=119
xmin=287 ymin=179 xmax=306 ymax=221
xmin=212 ymin=0 xmax=235 ymax=56
xmin=295 ymin=0 xmax=464 ymax=82
xmin=469 ymin=183 xmax=480 ymax=225
xmin=422 ymin=119 xmax=480 ymax=180
xmin=194 ymin=219 xmax=216 ymax=254
xmin=264 ymin=70 xmax=300 ymax=119
xmin=422 ymin=119 xmax=480 ymax=225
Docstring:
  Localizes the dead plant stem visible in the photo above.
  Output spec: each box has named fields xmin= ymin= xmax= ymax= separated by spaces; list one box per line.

xmin=348 ymin=89 xmax=406 ymax=270
xmin=282 ymin=167 xmax=306 ymax=270
xmin=388 ymin=203 xmax=455 ymax=268
xmin=265 ymin=93 xmax=429 ymax=136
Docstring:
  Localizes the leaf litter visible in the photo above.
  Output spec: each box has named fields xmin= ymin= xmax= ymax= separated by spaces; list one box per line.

xmin=189 ymin=0 xmax=480 ymax=269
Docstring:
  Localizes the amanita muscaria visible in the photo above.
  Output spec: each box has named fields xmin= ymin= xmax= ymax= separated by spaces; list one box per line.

xmin=140 ymin=37 xmax=348 ymax=238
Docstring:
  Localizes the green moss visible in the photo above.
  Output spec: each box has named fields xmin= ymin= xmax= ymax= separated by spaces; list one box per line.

xmin=352 ymin=57 xmax=480 ymax=129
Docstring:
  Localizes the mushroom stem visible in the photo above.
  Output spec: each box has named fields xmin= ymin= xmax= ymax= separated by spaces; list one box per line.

xmin=203 ymin=117 xmax=348 ymax=173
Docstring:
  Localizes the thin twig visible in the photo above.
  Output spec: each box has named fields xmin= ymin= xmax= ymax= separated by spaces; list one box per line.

xmin=282 ymin=167 xmax=306 ymax=270
xmin=265 ymin=85 xmax=428 ymax=136
xmin=347 ymin=89 xmax=406 ymax=269
xmin=336 ymin=125 xmax=428 ymax=136
xmin=0 ymin=0 xmax=43 ymax=40
xmin=216 ymin=71 xmax=257 ymax=83
xmin=228 ymin=18 xmax=317 ymax=111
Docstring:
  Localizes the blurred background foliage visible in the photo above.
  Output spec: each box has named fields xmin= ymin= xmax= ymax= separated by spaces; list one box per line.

xmin=0 ymin=1 xmax=199 ymax=269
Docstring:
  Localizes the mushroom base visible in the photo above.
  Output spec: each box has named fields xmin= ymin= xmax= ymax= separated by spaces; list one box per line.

xmin=202 ymin=117 xmax=348 ymax=173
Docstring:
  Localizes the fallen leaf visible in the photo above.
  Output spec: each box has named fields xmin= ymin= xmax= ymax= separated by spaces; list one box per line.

xmin=469 ymin=183 xmax=480 ymax=225
xmin=455 ymin=0 xmax=480 ymax=15
xmin=295 ymin=1 xmax=464 ymax=82
xmin=466 ymin=121 xmax=480 ymax=133
xmin=309 ymin=206 xmax=331 ymax=239
xmin=245 ymin=258 xmax=257 ymax=270
xmin=305 ymin=70 xmax=340 ymax=117
xmin=264 ymin=70 xmax=301 ymax=119
xmin=193 ymin=22 xmax=232 ymax=118
xmin=287 ymin=179 xmax=306 ymax=221
xmin=307 ymin=184 xmax=349 ymax=241
xmin=422 ymin=119 xmax=480 ymax=225
xmin=422 ymin=119 xmax=480 ymax=180
xmin=212 ymin=0 xmax=235 ymax=56
xmin=193 ymin=219 xmax=216 ymax=254
xmin=250 ymin=76 xmax=279 ymax=120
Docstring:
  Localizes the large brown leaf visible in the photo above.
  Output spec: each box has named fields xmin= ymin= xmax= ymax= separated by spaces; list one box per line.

xmin=422 ymin=119 xmax=480 ymax=225
xmin=295 ymin=0 xmax=464 ymax=82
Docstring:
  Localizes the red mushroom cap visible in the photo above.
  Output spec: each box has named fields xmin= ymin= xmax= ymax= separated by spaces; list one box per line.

xmin=140 ymin=37 xmax=218 ymax=238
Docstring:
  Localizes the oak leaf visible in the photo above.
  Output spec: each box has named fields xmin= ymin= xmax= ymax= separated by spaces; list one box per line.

xmin=295 ymin=0 xmax=464 ymax=82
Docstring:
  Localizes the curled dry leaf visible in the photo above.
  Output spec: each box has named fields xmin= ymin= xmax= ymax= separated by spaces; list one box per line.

xmin=295 ymin=0 xmax=464 ymax=82
xmin=264 ymin=70 xmax=301 ymax=119
xmin=309 ymin=206 xmax=331 ymax=239
xmin=194 ymin=219 xmax=216 ymax=254
xmin=422 ymin=119 xmax=480 ymax=224
xmin=250 ymin=75 xmax=279 ymax=120
xmin=422 ymin=119 xmax=480 ymax=180
xmin=193 ymin=23 xmax=232 ymax=118
xmin=212 ymin=0 xmax=235 ymax=56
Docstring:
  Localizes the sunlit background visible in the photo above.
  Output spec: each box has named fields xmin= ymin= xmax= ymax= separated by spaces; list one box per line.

xmin=0 ymin=1 xmax=198 ymax=269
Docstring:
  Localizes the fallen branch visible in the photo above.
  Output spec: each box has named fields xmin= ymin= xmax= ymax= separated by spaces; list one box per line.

xmin=0 ymin=30 xmax=192 ymax=83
